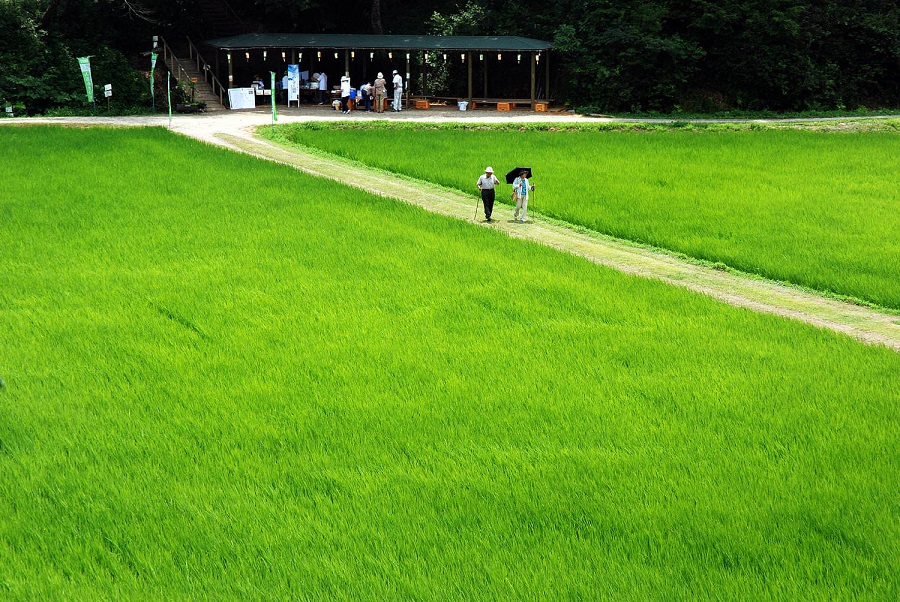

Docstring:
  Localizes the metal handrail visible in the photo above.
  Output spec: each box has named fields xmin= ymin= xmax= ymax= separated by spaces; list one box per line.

xmin=158 ymin=36 xmax=228 ymax=108
xmin=186 ymin=37 xmax=228 ymax=108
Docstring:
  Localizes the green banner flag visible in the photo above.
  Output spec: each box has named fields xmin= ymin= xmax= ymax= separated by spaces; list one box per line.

xmin=167 ymin=72 xmax=172 ymax=128
xmin=77 ymin=57 xmax=94 ymax=104
xmin=270 ymin=71 xmax=277 ymax=123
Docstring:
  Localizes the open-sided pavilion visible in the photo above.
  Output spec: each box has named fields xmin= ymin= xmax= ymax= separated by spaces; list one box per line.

xmin=204 ymin=33 xmax=553 ymax=109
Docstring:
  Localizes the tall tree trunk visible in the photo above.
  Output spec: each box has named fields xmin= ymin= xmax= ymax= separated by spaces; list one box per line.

xmin=371 ymin=0 xmax=383 ymax=34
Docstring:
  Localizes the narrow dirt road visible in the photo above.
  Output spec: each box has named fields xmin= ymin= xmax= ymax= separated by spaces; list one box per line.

xmin=5 ymin=110 xmax=900 ymax=350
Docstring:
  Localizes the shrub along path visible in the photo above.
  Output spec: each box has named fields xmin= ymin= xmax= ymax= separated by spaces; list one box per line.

xmin=201 ymin=126 xmax=900 ymax=351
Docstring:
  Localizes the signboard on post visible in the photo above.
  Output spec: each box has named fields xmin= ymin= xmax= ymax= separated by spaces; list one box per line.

xmin=104 ymin=84 xmax=112 ymax=98
xmin=287 ymin=64 xmax=299 ymax=106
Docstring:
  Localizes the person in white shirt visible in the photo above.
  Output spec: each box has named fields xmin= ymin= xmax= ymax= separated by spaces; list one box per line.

xmin=392 ymin=70 xmax=403 ymax=112
xmin=476 ymin=166 xmax=500 ymax=222
xmin=317 ymin=71 xmax=327 ymax=104
xmin=512 ymin=170 xmax=533 ymax=222
xmin=340 ymin=74 xmax=351 ymax=114
xmin=359 ymin=82 xmax=373 ymax=111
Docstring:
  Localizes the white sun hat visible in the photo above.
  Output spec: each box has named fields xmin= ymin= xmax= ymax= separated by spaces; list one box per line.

xmin=485 ymin=166 xmax=494 ymax=173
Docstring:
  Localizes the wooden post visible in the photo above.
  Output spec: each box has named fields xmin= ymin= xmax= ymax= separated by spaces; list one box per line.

xmin=483 ymin=54 xmax=488 ymax=98
xmin=344 ymin=49 xmax=350 ymax=76
xmin=423 ymin=51 xmax=427 ymax=98
xmin=531 ymin=52 xmax=536 ymax=109
xmin=227 ymin=51 xmax=233 ymax=89
xmin=467 ymin=52 xmax=473 ymax=103
xmin=545 ymin=51 xmax=550 ymax=101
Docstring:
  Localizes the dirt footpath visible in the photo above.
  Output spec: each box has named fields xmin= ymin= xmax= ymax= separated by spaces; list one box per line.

xmin=5 ymin=110 xmax=900 ymax=351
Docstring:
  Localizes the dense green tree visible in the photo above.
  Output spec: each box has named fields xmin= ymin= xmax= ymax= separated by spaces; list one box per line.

xmin=2 ymin=0 xmax=898 ymax=113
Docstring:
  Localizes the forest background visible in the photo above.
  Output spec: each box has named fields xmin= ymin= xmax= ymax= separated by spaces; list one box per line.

xmin=1 ymin=0 xmax=898 ymax=115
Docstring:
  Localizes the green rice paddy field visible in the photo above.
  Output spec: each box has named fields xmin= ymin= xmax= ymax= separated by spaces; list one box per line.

xmin=0 ymin=125 xmax=898 ymax=599
xmin=273 ymin=123 xmax=900 ymax=309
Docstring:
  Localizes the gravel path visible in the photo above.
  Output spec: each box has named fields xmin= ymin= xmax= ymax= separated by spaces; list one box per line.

xmin=5 ymin=109 xmax=900 ymax=351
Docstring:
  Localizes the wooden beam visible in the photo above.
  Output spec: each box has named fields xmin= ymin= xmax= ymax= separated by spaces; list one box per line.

xmin=545 ymin=51 xmax=550 ymax=100
xmin=530 ymin=52 xmax=536 ymax=108
xmin=467 ymin=53 xmax=472 ymax=102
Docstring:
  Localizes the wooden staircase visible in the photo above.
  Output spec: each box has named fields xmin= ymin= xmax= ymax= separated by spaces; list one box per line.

xmin=171 ymin=59 xmax=227 ymax=111
xmin=160 ymin=37 xmax=229 ymax=110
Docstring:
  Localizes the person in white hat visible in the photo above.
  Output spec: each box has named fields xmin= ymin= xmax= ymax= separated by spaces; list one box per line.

xmin=391 ymin=69 xmax=403 ymax=112
xmin=374 ymin=72 xmax=387 ymax=113
xmin=476 ymin=166 xmax=500 ymax=222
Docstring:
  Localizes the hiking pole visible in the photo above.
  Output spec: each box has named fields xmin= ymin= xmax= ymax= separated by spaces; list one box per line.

xmin=531 ymin=185 xmax=535 ymax=218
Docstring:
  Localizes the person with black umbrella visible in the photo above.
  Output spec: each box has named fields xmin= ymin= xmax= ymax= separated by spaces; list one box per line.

xmin=506 ymin=167 xmax=534 ymax=222
xmin=476 ymin=166 xmax=500 ymax=222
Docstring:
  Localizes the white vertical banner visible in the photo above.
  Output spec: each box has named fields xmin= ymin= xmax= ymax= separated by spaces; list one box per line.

xmin=287 ymin=64 xmax=300 ymax=104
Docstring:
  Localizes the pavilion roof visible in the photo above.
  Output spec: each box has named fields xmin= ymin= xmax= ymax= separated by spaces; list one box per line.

xmin=206 ymin=33 xmax=551 ymax=52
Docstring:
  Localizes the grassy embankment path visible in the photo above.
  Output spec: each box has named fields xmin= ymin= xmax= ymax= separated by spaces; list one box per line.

xmin=212 ymin=128 xmax=900 ymax=351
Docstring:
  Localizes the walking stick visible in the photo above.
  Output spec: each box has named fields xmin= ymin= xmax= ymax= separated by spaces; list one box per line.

xmin=474 ymin=193 xmax=481 ymax=220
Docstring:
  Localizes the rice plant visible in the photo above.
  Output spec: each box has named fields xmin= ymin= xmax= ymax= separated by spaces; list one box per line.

xmin=273 ymin=123 xmax=900 ymax=309
xmin=0 ymin=125 xmax=898 ymax=599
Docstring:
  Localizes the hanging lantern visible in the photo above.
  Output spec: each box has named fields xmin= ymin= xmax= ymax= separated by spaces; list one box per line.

xmin=406 ymin=53 xmax=410 ymax=60
xmin=245 ymin=52 xmax=250 ymax=61
xmin=281 ymin=51 xmax=286 ymax=61
xmin=370 ymin=52 xmax=374 ymax=59
xmin=317 ymin=50 xmax=321 ymax=59
xmin=263 ymin=50 xmax=267 ymax=60
xmin=517 ymin=53 xmax=521 ymax=64
xmin=443 ymin=53 xmax=447 ymax=61
xmin=351 ymin=51 xmax=355 ymax=59
xmin=299 ymin=52 xmax=303 ymax=60
xmin=461 ymin=53 xmax=465 ymax=62
xmin=498 ymin=53 xmax=502 ymax=61
xmin=334 ymin=52 xmax=338 ymax=59
xmin=479 ymin=54 xmax=483 ymax=61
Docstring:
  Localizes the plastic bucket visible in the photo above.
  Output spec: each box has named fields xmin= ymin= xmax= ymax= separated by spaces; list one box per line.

xmin=458 ymin=101 xmax=468 ymax=111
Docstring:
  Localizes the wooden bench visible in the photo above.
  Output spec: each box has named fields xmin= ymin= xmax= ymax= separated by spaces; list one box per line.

xmin=412 ymin=97 xmax=553 ymax=111
xmin=471 ymin=99 xmax=549 ymax=111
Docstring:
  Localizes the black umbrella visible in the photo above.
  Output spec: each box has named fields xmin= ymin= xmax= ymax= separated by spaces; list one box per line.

xmin=505 ymin=167 xmax=533 ymax=184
